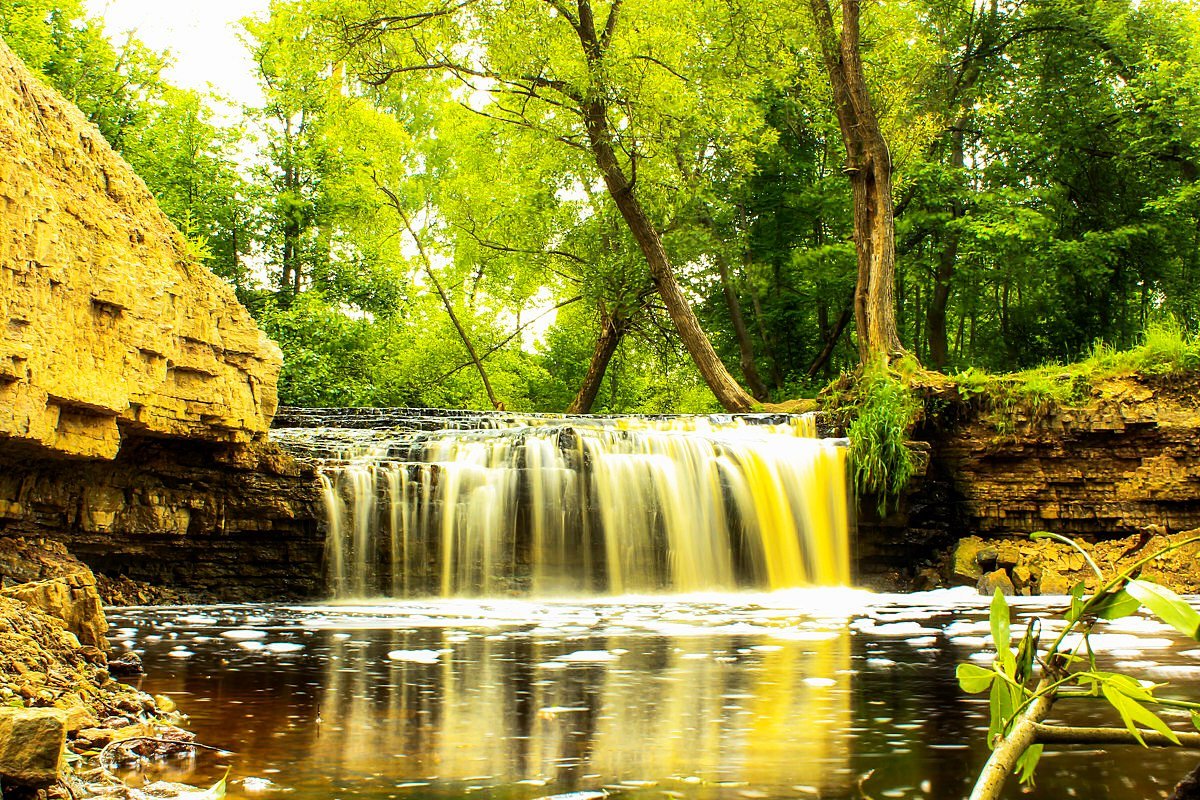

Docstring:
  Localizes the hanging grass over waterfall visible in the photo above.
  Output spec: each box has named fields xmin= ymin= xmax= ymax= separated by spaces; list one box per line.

xmin=838 ymin=367 xmax=921 ymax=515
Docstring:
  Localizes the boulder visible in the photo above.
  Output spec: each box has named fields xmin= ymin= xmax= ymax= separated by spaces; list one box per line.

xmin=0 ymin=707 xmax=66 ymax=788
xmin=977 ymin=569 xmax=1015 ymax=596
xmin=1 ymin=574 xmax=108 ymax=649
xmin=952 ymin=536 xmax=988 ymax=583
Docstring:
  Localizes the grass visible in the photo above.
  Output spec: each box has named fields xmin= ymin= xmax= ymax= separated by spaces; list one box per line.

xmin=838 ymin=362 xmax=920 ymax=515
xmin=948 ymin=319 xmax=1200 ymax=429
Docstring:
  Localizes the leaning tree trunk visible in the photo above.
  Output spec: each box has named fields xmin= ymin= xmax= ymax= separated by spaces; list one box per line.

xmin=568 ymin=308 xmax=628 ymax=413
xmin=379 ymin=186 xmax=504 ymax=411
xmin=570 ymin=1 xmax=756 ymax=412
xmin=809 ymin=0 xmax=908 ymax=366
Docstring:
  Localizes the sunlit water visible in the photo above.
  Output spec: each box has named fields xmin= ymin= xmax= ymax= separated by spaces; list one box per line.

xmin=111 ymin=589 xmax=1200 ymax=799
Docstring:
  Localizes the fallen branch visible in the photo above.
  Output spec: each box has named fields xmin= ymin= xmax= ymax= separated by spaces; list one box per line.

xmin=968 ymin=682 xmax=1055 ymax=800
xmin=99 ymin=737 xmax=230 ymax=773
xmin=1035 ymin=724 xmax=1200 ymax=748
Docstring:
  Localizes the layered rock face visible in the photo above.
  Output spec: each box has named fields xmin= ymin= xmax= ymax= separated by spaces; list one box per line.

xmin=0 ymin=40 xmax=324 ymax=600
xmin=0 ymin=441 xmax=323 ymax=601
xmin=859 ymin=374 xmax=1200 ymax=590
xmin=0 ymin=39 xmax=280 ymax=460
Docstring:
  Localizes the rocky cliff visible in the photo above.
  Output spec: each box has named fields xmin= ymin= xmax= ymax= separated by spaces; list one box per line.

xmin=0 ymin=39 xmax=323 ymax=600
xmin=0 ymin=39 xmax=280 ymax=460
xmin=858 ymin=373 xmax=1200 ymax=589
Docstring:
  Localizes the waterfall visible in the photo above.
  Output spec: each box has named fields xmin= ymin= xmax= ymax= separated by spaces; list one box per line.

xmin=279 ymin=413 xmax=852 ymax=598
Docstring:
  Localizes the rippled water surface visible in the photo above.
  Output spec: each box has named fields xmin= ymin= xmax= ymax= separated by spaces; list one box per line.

xmin=109 ymin=589 xmax=1200 ymax=799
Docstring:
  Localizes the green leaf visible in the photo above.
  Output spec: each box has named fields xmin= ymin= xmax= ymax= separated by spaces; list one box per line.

xmin=1016 ymin=743 xmax=1044 ymax=785
xmin=1092 ymin=589 xmax=1141 ymax=620
xmin=990 ymin=588 xmax=1014 ymax=673
xmin=988 ymin=677 xmax=1019 ymax=746
xmin=1126 ymin=580 xmax=1200 ymax=639
xmin=1101 ymin=683 xmax=1181 ymax=746
xmin=1191 ymin=710 xmax=1200 ymax=733
xmin=956 ymin=663 xmax=997 ymax=694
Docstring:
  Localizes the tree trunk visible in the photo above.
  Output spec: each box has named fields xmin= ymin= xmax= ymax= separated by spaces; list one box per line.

xmin=927 ymin=123 xmax=966 ymax=369
xmin=809 ymin=0 xmax=908 ymax=366
xmin=568 ymin=308 xmax=627 ymax=413
xmin=573 ymin=1 xmax=756 ymax=412
xmin=806 ymin=297 xmax=853 ymax=378
xmin=379 ymin=186 xmax=504 ymax=410
xmin=715 ymin=253 xmax=769 ymax=400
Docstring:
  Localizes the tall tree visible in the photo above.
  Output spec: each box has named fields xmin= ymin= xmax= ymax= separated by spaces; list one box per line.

xmin=808 ymin=0 xmax=907 ymax=365
xmin=315 ymin=0 xmax=765 ymax=410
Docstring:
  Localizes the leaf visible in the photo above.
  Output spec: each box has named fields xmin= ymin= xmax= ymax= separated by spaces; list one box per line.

xmin=956 ymin=663 xmax=997 ymax=694
xmin=1101 ymin=683 xmax=1180 ymax=746
xmin=1016 ymin=743 xmax=1043 ymax=785
xmin=1126 ymin=580 xmax=1200 ymax=639
xmin=1191 ymin=710 xmax=1200 ymax=733
xmin=990 ymin=588 xmax=1014 ymax=673
xmin=988 ymin=678 xmax=1018 ymax=747
xmin=1091 ymin=589 xmax=1141 ymax=620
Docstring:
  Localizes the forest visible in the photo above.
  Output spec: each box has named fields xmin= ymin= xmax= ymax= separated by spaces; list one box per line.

xmin=3 ymin=0 xmax=1198 ymax=413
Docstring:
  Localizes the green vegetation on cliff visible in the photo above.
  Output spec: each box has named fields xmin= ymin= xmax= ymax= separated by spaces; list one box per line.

xmin=3 ymin=0 xmax=1199 ymax=413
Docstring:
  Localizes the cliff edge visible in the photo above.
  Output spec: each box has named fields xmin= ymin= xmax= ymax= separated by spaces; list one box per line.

xmin=0 ymin=38 xmax=281 ymax=460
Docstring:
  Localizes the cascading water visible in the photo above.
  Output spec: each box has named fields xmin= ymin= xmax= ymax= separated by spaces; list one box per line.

xmin=278 ymin=412 xmax=852 ymax=598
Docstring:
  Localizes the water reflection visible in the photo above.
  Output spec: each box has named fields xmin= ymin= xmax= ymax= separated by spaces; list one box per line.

xmin=110 ymin=591 xmax=1200 ymax=800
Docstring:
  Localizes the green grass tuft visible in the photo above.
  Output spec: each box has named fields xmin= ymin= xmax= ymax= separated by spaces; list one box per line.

xmin=845 ymin=367 xmax=920 ymax=515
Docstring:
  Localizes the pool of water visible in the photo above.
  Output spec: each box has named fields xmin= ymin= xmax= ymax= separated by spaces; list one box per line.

xmin=108 ymin=588 xmax=1200 ymax=799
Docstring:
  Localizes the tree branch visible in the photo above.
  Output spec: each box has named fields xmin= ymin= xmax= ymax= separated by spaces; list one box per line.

xmin=1034 ymin=724 xmax=1200 ymax=748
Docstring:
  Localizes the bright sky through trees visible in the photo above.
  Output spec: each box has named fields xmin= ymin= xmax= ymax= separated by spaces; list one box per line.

xmin=84 ymin=0 xmax=266 ymax=111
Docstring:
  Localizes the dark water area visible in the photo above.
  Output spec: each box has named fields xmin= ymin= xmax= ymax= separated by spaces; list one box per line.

xmin=108 ymin=590 xmax=1200 ymax=800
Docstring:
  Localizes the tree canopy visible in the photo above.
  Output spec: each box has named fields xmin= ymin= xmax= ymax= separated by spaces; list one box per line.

xmin=3 ymin=0 xmax=1198 ymax=410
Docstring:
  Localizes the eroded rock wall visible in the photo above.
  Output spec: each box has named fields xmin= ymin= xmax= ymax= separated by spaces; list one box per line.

xmin=858 ymin=374 xmax=1200 ymax=589
xmin=0 ymin=440 xmax=322 ymax=601
xmin=0 ymin=38 xmax=280 ymax=460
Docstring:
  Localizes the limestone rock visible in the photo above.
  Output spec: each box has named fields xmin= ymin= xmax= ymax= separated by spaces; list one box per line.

xmin=0 ymin=537 xmax=91 ymax=585
xmin=1 ymin=575 xmax=108 ymax=649
xmin=0 ymin=706 xmax=66 ymax=788
xmin=0 ymin=38 xmax=280 ymax=460
xmin=978 ymin=569 xmax=1016 ymax=596
xmin=952 ymin=536 xmax=987 ymax=583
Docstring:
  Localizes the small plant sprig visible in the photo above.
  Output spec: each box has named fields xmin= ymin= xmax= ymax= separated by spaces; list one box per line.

xmin=958 ymin=531 xmax=1200 ymax=800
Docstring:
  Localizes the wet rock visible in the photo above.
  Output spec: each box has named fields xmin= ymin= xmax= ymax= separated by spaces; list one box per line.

xmin=1012 ymin=565 xmax=1035 ymax=596
xmin=107 ymin=652 xmax=143 ymax=678
xmin=72 ymin=727 xmax=116 ymax=749
xmin=1 ymin=574 xmax=108 ymax=649
xmin=951 ymin=536 xmax=987 ymax=583
xmin=977 ymin=569 xmax=1015 ymax=596
xmin=0 ymin=706 xmax=66 ymax=788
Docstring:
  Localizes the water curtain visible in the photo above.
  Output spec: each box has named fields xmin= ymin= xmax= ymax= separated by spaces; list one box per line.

xmin=312 ymin=414 xmax=851 ymax=597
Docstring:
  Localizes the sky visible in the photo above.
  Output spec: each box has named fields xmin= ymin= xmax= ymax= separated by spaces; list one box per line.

xmin=83 ymin=0 xmax=268 ymax=110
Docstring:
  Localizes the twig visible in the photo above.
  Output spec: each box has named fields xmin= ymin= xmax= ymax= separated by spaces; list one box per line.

xmin=98 ymin=737 xmax=231 ymax=773
xmin=1034 ymin=724 xmax=1200 ymax=748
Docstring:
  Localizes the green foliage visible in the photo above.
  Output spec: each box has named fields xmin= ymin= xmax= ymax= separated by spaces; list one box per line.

xmin=842 ymin=368 xmax=920 ymax=514
xmin=959 ymin=531 xmax=1200 ymax=791
xmin=949 ymin=320 xmax=1200 ymax=431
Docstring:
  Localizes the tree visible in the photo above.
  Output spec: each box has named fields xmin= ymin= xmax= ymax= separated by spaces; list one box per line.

xmin=313 ymin=0 xmax=771 ymax=410
xmin=808 ymin=0 xmax=907 ymax=365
